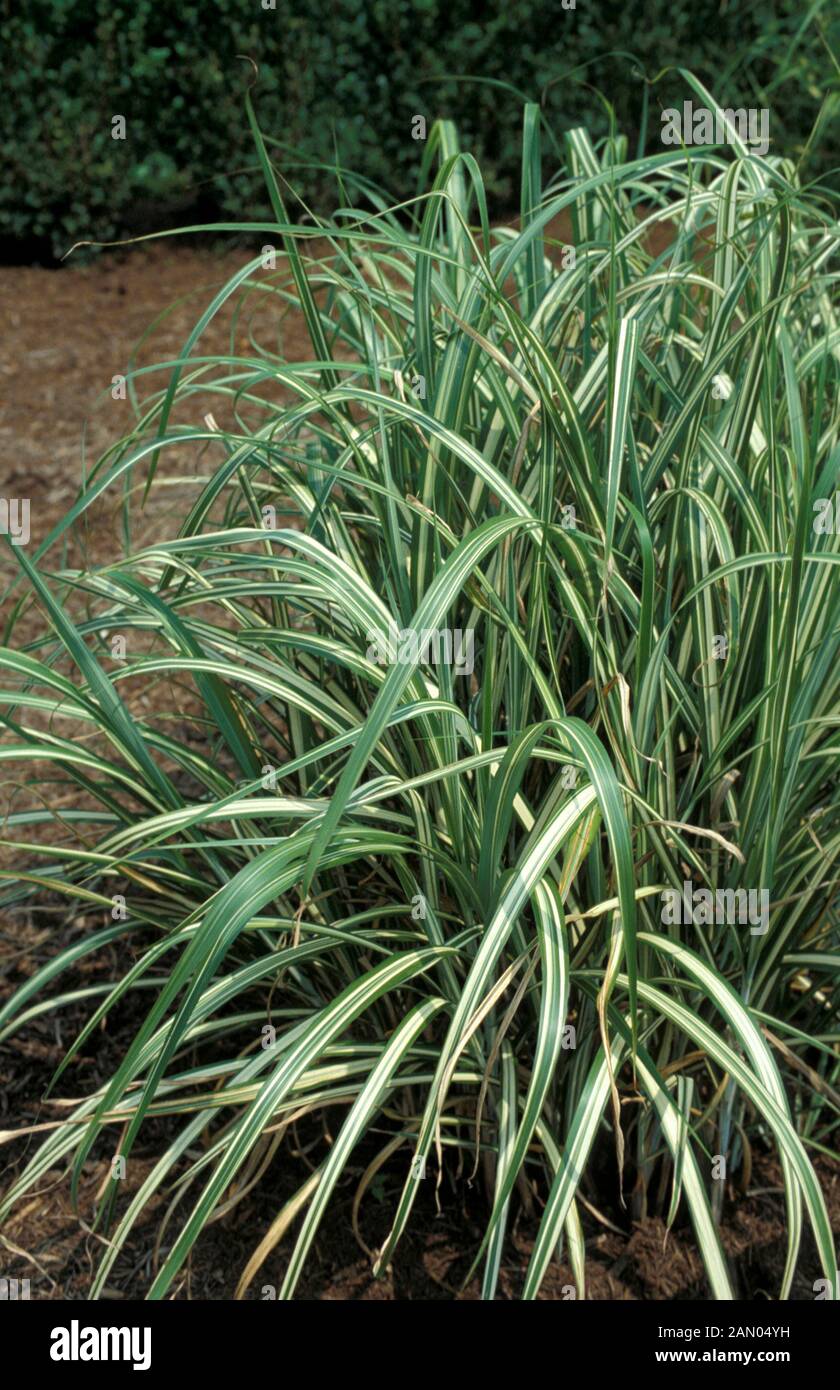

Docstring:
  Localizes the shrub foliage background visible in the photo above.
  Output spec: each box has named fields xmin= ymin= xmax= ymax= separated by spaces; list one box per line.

xmin=2 ymin=0 xmax=837 ymax=258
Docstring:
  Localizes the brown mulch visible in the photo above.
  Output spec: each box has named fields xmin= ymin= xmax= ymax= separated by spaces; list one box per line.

xmin=0 ymin=239 xmax=318 ymax=566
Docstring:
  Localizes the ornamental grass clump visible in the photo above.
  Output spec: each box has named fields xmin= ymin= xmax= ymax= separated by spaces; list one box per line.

xmin=1 ymin=71 xmax=838 ymax=1300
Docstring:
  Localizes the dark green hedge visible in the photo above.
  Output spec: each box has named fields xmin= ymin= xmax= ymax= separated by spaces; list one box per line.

xmin=3 ymin=0 xmax=836 ymax=259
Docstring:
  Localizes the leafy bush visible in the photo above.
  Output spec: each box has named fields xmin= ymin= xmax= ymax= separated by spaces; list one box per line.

xmin=2 ymin=0 xmax=837 ymax=258
xmin=1 ymin=72 xmax=839 ymax=1299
